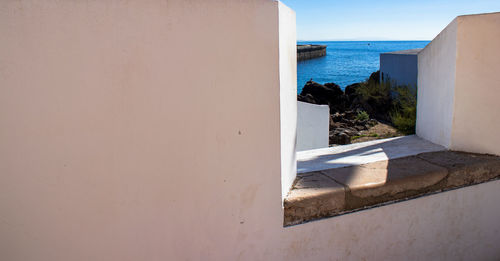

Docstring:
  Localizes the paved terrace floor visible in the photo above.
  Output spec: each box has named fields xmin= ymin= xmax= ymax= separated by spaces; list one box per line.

xmin=297 ymin=135 xmax=446 ymax=173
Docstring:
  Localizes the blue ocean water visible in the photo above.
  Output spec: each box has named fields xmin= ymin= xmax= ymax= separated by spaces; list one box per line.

xmin=297 ymin=41 xmax=430 ymax=94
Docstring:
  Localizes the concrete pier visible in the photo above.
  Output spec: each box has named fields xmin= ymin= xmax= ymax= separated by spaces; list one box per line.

xmin=297 ymin=44 xmax=326 ymax=61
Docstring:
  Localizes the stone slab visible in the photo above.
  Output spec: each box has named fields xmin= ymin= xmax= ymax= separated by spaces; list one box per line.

xmin=321 ymin=156 xmax=448 ymax=209
xmin=284 ymin=172 xmax=345 ymax=226
xmin=418 ymin=151 xmax=500 ymax=188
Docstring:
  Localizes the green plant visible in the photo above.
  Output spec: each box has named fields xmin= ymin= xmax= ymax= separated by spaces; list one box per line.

xmin=354 ymin=73 xmax=418 ymax=135
xmin=354 ymin=79 xmax=393 ymax=121
xmin=351 ymin=133 xmax=378 ymax=141
xmin=356 ymin=111 xmax=369 ymax=122
xmin=390 ymin=85 xmax=417 ymax=134
xmin=356 ymin=81 xmax=391 ymax=105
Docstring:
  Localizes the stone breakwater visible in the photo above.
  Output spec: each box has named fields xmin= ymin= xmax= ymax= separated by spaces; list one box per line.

xmin=297 ymin=45 xmax=326 ymax=61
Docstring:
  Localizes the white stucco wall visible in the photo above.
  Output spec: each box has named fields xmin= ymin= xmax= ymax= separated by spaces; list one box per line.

xmin=1 ymin=2 xmax=500 ymax=260
xmin=278 ymin=2 xmax=297 ymax=200
xmin=416 ymin=19 xmax=457 ymax=148
xmin=417 ymin=12 xmax=500 ymax=156
xmin=296 ymin=101 xmax=330 ymax=151
xmin=380 ymin=51 xmax=419 ymax=87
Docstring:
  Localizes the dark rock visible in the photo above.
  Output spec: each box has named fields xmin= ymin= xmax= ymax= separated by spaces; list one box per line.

xmin=355 ymin=125 xmax=366 ymax=131
xmin=340 ymin=118 xmax=352 ymax=125
xmin=297 ymin=93 xmax=317 ymax=104
xmin=368 ymin=119 xmax=378 ymax=126
xmin=345 ymin=83 xmax=361 ymax=96
xmin=355 ymin=119 xmax=367 ymax=125
xmin=330 ymin=121 xmax=347 ymax=131
xmin=300 ymin=81 xmax=346 ymax=113
xmin=329 ymin=131 xmax=351 ymax=145
xmin=344 ymin=110 xmax=356 ymax=119
xmin=344 ymin=128 xmax=360 ymax=136
xmin=368 ymin=70 xmax=380 ymax=84
xmin=331 ymin=112 xmax=343 ymax=122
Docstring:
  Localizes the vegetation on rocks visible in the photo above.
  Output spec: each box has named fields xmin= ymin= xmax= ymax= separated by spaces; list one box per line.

xmin=390 ymin=85 xmax=417 ymax=135
xmin=355 ymin=111 xmax=369 ymax=122
xmin=351 ymin=72 xmax=417 ymax=135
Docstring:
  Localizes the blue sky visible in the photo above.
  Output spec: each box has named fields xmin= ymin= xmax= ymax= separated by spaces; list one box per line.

xmin=280 ymin=0 xmax=500 ymax=41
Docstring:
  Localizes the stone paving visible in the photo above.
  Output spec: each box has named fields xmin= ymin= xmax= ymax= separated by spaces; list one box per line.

xmin=284 ymin=150 xmax=500 ymax=226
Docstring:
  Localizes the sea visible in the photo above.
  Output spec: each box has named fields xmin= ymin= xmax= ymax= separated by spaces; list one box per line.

xmin=297 ymin=41 xmax=430 ymax=94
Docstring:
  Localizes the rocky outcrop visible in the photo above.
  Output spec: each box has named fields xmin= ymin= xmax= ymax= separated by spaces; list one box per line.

xmin=329 ymin=111 xmax=377 ymax=145
xmin=298 ymin=71 xmax=390 ymax=145
xmin=298 ymin=81 xmax=346 ymax=113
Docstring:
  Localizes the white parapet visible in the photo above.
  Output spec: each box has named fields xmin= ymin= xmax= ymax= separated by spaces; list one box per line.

xmin=279 ymin=2 xmax=297 ymax=200
xmin=417 ymin=12 xmax=500 ymax=155
xmin=296 ymin=101 xmax=330 ymax=152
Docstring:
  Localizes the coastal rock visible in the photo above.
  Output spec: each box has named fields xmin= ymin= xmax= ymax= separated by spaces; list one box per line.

xmin=329 ymin=131 xmax=351 ymax=145
xmin=368 ymin=119 xmax=378 ymax=126
xmin=300 ymin=81 xmax=346 ymax=113
xmin=369 ymin=70 xmax=381 ymax=84
xmin=344 ymin=83 xmax=361 ymax=103
xmin=297 ymin=93 xmax=317 ymax=104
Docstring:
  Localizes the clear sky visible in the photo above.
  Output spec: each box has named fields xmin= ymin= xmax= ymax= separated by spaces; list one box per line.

xmin=280 ymin=0 xmax=500 ymax=41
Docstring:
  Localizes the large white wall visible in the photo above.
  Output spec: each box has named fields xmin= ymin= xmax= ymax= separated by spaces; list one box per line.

xmin=1 ymin=2 xmax=500 ymax=260
xmin=296 ymin=101 xmax=330 ymax=151
xmin=417 ymin=12 xmax=500 ymax=156
xmin=278 ymin=2 xmax=297 ymax=200
xmin=416 ymin=19 xmax=457 ymax=148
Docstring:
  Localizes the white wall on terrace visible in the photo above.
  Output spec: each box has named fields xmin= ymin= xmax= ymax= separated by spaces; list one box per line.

xmin=296 ymin=101 xmax=329 ymax=151
xmin=417 ymin=12 xmax=500 ymax=156
xmin=279 ymin=2 xmax=297 ymax=200
xmin=416 ymin=19 xmax=457 ymax=148
xmin=452 ymin=13 xmax=500 ymax=155
xmin=2 ymin=2 xmax=500 ymax=260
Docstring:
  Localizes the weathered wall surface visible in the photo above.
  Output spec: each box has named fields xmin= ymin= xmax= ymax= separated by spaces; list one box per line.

xmin=1 ymin=2 xmax=500 ymax=260
xmin=452 ymin=13 xmax=500 ymax=155
xmin=380 ymin=52 xmax=419 ymax=87
xmin=416 ymin=19 xmax=457 ymax=148
xmin=0 ymin=1 xmax=284 ymax=260
xmin=296 ymin=101 xmax=329 ymax=151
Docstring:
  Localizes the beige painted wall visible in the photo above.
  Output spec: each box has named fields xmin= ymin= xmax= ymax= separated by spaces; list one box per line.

xmin=0 ymin=1 xmax=283 ymax=260
xmin=1 ymin=2 xmax=500 ymax=260
xmin=418 ymin=12 xmax=500 ymax=156
xmin=452 ymin=13 xmax=500 ymax=155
